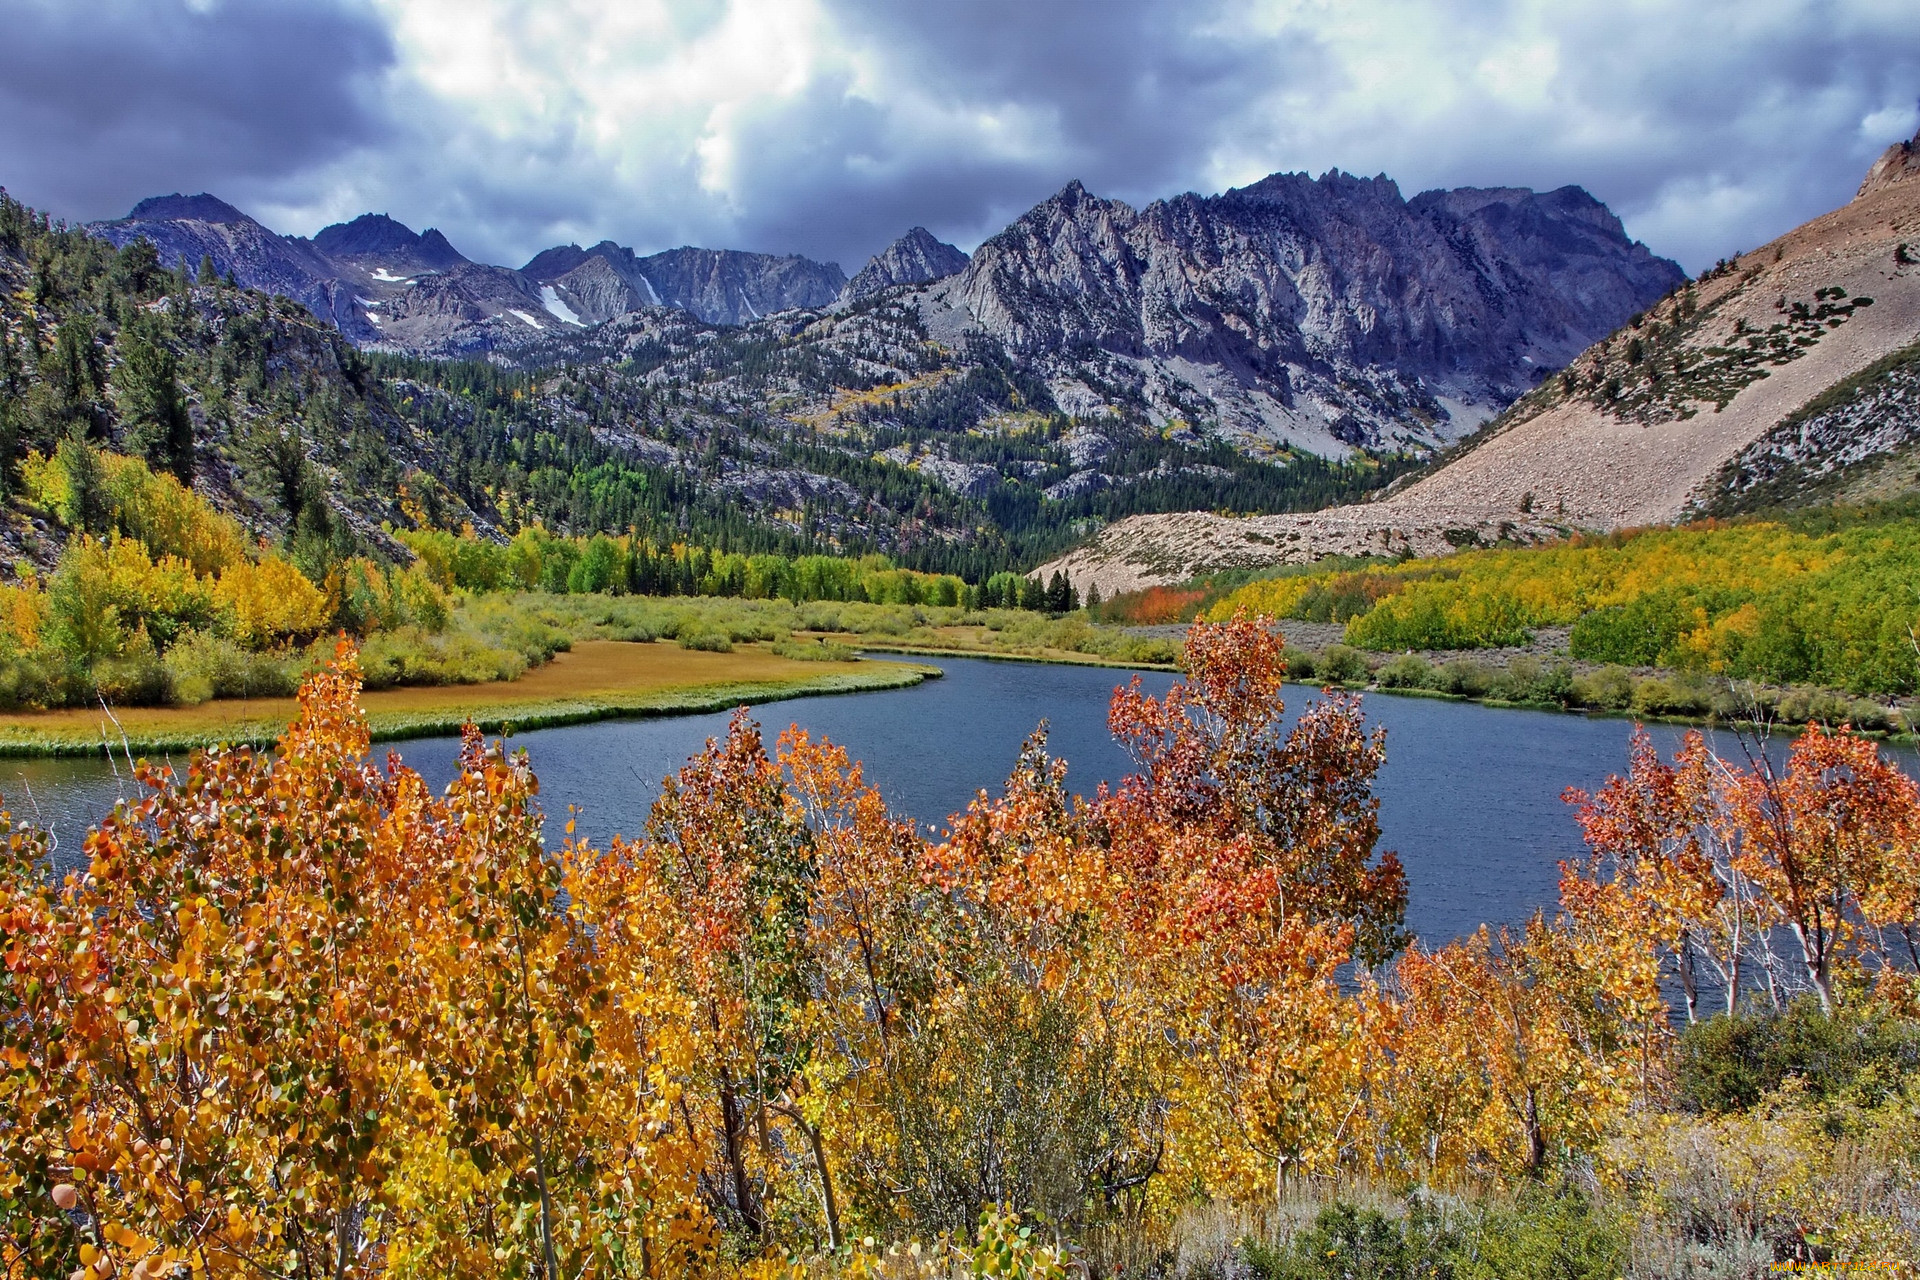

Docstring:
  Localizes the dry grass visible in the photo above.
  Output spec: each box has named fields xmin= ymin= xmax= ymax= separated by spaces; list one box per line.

xmin=0 ymin=641 xmax=935 ymax=756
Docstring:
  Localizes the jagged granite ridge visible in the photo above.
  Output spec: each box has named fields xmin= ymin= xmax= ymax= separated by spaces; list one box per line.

xmin=840 ymin=227 xmax=969 ymax=302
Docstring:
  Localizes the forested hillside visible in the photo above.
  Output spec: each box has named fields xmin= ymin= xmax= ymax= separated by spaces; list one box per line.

xmin=2 ymin=190 xmax=1397 ymax=590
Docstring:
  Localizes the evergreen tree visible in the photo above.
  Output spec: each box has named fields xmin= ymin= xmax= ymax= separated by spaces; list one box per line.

xmin=113 ymin=315 xmax=194 ymax=481
xmin=1018 ymin=574 xmax=1047 ymax=611
xmin=57 ymin=427 xmax=107 ymax=533
xmin=32 ymin=318 xmax=102 ymax=446
xmin=1045 ymin=571 xmax=1074 ymax=613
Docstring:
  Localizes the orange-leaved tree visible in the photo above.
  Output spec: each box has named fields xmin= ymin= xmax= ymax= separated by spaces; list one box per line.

xmin=1566 ymin=724 xmax=1920 ymax=1016
xmin=1 ymin=643 xmax=708 ymax=1280
xmin=1096 ymin=612 xmax=1406 ymax=1194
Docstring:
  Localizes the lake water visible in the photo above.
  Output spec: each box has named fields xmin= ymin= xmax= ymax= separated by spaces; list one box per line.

xmin=8 ymin=656 xmax=1913 ymax=946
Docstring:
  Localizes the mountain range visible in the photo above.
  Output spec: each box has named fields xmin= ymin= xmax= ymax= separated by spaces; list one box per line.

xmin=0 ymin=158 xmax=1717 ymax=585
xmin=90 ymin=195 xmax=871 ymax=341
xmin=88 ymin=169 xmax=1682 ymax=461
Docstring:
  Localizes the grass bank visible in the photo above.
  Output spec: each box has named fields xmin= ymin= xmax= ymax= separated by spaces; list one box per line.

xmin=0 ymin=641 xmax=936 ymax=757
xmin=840 ymin=624 xmax=1179 ymax=671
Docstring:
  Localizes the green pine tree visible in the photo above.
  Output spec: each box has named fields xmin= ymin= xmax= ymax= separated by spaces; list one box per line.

xmin=57 ymin=426 xmax=107 ymax=533
xmin=112 ymin=315 xmax=194 ymax=481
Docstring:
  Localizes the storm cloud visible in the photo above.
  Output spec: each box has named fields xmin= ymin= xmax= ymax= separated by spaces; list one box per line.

xmin=4 ymin=0 xmax=1918 ymax=274
xmin=0 ymin=0 xmax=394 ymax=220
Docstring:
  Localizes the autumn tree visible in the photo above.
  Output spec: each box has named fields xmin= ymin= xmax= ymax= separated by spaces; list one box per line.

xmin=626 ymin=710 xmax=818 ymax=1244
xmin=1567 ymin=725 xmax=1920 ymax=1016
xmin=1387 ymin=920 xmax=1641 ymax=1180
xmin=1091 ymin=613 xmax=1407 ymax=1193
xmin=1 ymin=646 xmax=707 ymax=1279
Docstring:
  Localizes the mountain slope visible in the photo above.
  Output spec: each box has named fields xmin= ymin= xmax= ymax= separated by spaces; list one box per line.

xmin=1039 ymin=130 xmax=1920 ymax=597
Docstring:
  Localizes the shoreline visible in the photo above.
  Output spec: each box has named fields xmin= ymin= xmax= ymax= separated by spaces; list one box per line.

xmin=0 ymin=644 xmax=939 ymax=758
xmin=849 ymin=642 xmax=1179 ymax=673
xmin=1294 ymin=676 xmax=1919 ymax=746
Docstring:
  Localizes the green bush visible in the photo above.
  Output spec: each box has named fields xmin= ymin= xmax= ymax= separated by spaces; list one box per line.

xmin=161 ymin=631 xmax=302 ymax=704
xmin=1282 ymin=649 xmax=1316 ymax=682
xmin=1316 ymin=644 xmax=1371 ymax=684
xmin=357 ymin=626 xmax=530 ymax=690
xmin=1629 ymin=674 xmax=1713 ymax=718
xmin=1434 ymin=658 xmax=1494 ymax=698
xmin=1570 ymin=665 xmax=1636 ymax=710
xmin=1677 ymin=1000 xmax=1920 ymax=1113
xmin=677 ymin=628 xmax=734 ymax=653
xmin=92 ymin=647 xmax=170 ymax=707
xmin=1374 ymin=653 xmax=1434 ymax=689
xmin=1240 ymin=1191 xmax=1625 ymax=1280
xmin=770 ymin=637 xmax=857 ymax=662
xmin=0 ymin=652 xmax=71 ymax=711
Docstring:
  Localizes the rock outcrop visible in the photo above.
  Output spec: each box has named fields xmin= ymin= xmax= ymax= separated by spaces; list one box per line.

xmin=1858 ymin=125 xmax=1920 ymax=199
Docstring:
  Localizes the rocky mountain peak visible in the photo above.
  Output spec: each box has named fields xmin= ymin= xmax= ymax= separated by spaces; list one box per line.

xmin=124 ymin=193 xmax=250 ymax=225
xmin=312 ymin=213 xmax=469 ymax=271
xmin=942 ymin=168 xmax=1684 ymax=455
xmin=841 ymin=226 xmax=969 ymax=301
xmin=1858 ymin=126 xmax=1920 ymax=199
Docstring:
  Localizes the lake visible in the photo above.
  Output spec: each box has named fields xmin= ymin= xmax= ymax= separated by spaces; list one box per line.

xmin=7 ymin=655 xmax=1911 ymax=946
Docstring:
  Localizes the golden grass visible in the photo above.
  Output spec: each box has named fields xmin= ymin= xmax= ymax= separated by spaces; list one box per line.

xmin=0 ymin=641 xmax=936 ymax=757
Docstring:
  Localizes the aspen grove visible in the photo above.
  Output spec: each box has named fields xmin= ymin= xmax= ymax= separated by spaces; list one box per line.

xmin=5 ymin=616 xmax=1918 ymax=1278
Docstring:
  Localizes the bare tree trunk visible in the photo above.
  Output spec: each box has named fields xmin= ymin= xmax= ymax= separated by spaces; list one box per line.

xmin=719 ymin=1071 xmax=762 ymax=1237
xmin=773 ymin=1102 xmax=842 ymax=1251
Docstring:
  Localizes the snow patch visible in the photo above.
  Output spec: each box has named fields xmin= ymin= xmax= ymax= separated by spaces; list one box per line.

xmin=369 ymin=267 xmax=411 ymax=283
xmin=508 ymin=309 xmax=545 ymax=330
xmin=539 ymin=285 xmax=586 ymax=326
xmin=635 ymin=273 xmax=661 ymax=306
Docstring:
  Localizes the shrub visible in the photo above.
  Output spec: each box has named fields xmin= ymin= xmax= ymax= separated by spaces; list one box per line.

xmin=356 ymin=626 xmax=529 ymax=690
xmin=1316 ymin=644 xmax=1371 ymax=685
xmin=771 ymin=637 xmax=857 ymax=662
xmin=678 ymin=628 xmax=734 ymax=653
xmin=1629 ymin=674 xmax=1712 ymax=719
xmin=0 ymin=650 xmax=69 ymax=711
xmin=1374 ymin=653 xmax=1434 ymax=689
xmin=1489 ymin=656 xmax=1576 ymax=705
xmin=1238 ymin=1192 xmax=1625 ymax=1280
xmin=1434 ymin=658 xmax=1495 ymax=698
xmin=1571 ymin=665 xmax=1636 ymax=710
xmin=1677 ymin=1000 xmax=1920 ymax=1113
xmin=92 ymin=643 xmax=170 ymax=707
xmin=161 ymin=630 xmax=302 ymax=704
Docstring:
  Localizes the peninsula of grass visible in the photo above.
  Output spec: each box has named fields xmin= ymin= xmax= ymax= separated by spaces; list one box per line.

xmin=0 ymin=641 xmax=937 ymax=757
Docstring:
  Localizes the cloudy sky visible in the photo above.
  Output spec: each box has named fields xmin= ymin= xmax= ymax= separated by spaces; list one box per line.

xmin=3 ymin=0 xmax=1917 ymax=275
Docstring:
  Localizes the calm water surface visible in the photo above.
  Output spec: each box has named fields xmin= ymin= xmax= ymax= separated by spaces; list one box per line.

xmin=10 ymin=656 xmax=1913 ymax=945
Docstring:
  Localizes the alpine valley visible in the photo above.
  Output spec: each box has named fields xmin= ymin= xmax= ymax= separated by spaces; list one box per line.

xmin=0 ymin=162 xmax=1696 ymax=583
